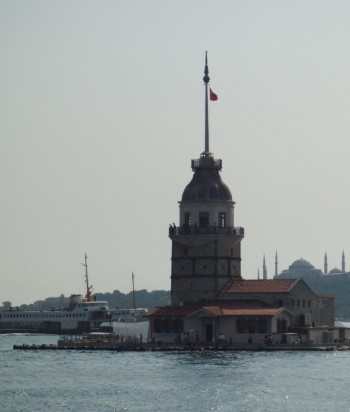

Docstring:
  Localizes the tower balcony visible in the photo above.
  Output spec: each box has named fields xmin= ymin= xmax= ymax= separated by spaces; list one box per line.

xmin=191 ymin=156 xmax=222 ymax=171
xmin=169 ymin=224 xmax=244 ymax=238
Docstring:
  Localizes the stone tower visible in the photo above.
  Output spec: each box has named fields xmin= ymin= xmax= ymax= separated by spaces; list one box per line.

xmin=169 ymin=54 xmax=244 ymax=306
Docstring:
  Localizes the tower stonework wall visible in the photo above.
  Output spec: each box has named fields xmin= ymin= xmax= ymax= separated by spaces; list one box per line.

xmin=170 ymin=232 xmax=243 ymax=305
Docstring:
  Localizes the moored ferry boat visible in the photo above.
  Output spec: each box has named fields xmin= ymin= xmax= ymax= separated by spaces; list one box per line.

xmin=0 ymin=255 xmax=148 ymax=334
xmin=0 ymin=296 xmax=148 ymax=334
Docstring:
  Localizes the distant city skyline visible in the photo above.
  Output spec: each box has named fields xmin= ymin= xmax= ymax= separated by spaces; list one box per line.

xmin=2 ymin=1 xmax=350 ymax=305
xmin=258 ymin=251 xmax=348 ymax=279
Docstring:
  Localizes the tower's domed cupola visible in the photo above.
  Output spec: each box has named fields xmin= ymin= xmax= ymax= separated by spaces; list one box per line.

xmin=181 ymin=154 xmax=232 ymax=202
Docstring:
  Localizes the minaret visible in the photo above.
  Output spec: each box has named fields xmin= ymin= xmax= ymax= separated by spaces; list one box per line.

xmin=324 ymin=253 xmax=328 ymax=274
xmin=169 ymin=53 xmax=244 ymax=306
xmin=263 ymin=255 xmax=267 ymax=280
xmin=342 ymin=251 xmax=345 ymax=273
xmin=257 ymin=268 xmax=260 ymax=280
xmin=275 ymin=251 xmax=278 ymax=277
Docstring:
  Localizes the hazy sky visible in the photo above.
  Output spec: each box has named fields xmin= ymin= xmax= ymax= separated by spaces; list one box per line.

xmin=2 ymin=1 xmax=350 ymax=305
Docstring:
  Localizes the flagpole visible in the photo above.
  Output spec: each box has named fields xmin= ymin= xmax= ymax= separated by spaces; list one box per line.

xmin=203 ymin=51 xmax=210 ymax=155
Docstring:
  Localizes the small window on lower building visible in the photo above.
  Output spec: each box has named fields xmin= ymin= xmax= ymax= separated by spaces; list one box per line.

xmin=259 ymin=319 xmax=267 ymax=334
xmin=277 ymin=318 xmax=287 ymax=333
xmin=248 ymin=319 xmax=256 ymax=333
xmin=236 ymin=318 xmax=247 ymax=333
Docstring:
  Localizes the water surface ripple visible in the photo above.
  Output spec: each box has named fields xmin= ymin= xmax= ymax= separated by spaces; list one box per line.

xmin=1 ymin=335 xmax=349 ymax=411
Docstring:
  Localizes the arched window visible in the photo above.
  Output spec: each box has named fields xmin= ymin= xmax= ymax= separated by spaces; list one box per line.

xmin=199 ymin=212 xmax=209 ymax=228
xmin=184 ymin=212 xmax=191 ymax=226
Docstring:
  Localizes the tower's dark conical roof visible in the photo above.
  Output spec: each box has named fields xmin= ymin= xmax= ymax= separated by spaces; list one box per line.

xmin=181 ymin=156 xmax=232 ymax=202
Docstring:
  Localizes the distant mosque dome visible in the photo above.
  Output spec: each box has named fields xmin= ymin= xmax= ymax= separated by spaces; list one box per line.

xmin=289 ymin=258 xmax=314 ymax=271
xmin=328 ymin=267 xmax=343 ymax=274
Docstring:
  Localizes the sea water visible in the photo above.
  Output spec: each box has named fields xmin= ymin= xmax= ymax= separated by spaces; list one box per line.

xmin=1 ymin=334 xmax=350 ymax=412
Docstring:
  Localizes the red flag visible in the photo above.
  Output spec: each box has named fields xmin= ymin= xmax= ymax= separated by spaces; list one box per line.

xmin=210 ymin=88 xmax=218 ymax=101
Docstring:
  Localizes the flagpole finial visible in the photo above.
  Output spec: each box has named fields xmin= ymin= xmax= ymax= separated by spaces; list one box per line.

xmin=203 ymin=51 xmax=210 ymax=84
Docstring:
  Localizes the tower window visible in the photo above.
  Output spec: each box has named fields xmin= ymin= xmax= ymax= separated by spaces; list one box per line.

xmin=218 ymin=212 xmax=226 ymax=228
xmin=184 ymin=213 xmax=191 ymax=227
xmin=199 ymin=212 xmax=209 ymax=228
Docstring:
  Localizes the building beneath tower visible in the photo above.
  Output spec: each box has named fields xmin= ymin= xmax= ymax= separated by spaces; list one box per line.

xmin=146 ymin=56 xmax=335 ymax=345
xmin=274 ymin=254 xmax=350 ymax=320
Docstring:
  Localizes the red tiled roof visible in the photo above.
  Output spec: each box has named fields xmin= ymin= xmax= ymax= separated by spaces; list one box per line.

xmin=219 ymin=307 xmax=281 ymax=316
xmin=146 ymin=300 xmax=289 ymax=318
xmin=220 ymin=279 xmax=297 ymax=294
xmin=200 ymin=306 xmax=222 ymax=316
xmin=201 ymin=300 xmax=283 ymax=317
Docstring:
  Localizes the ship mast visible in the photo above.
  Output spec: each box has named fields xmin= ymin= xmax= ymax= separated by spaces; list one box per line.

xmin=132 ymin=272 xmax=136 ymax=309
xmin=82 ymin=253 xmax=92 ymax=302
